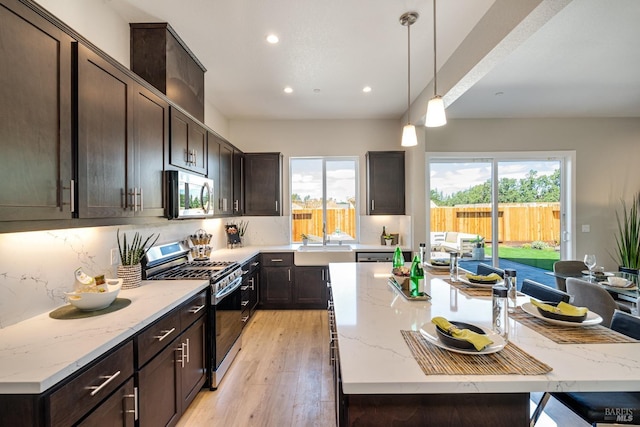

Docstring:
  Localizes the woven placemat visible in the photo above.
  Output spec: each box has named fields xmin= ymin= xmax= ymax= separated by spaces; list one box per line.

xmin=509 ymin=309 xmax=638 ymax=344
xmin=401 ymin=330 xmax=552 ymax=375
xmin=443 ymin=279 xmax=493 ymax=297
xmin=49 ymin=298 xmax=132 ymax=320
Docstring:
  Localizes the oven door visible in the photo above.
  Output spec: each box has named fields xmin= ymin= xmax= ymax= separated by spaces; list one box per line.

xmin=212 ymin=277 xmax=243 ymax=371
xmin=165 ymin=170 xmax=214 ymax=219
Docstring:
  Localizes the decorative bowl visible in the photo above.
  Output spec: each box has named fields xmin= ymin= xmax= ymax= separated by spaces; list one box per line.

xmin=65 ymin=279 xmax=122 ymax=311
xmin=536 ymin=301 xmax=587 ymax=323
xmin=435 ymin=321 xmax=486 ymax=350
xmin=607 ymin=276 xmax=632 ymax=287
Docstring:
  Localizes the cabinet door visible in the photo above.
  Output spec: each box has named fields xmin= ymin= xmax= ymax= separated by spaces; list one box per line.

xmin=218 ymin=140 xmax=233 ymax=215
xmin=233 ymin=149 xmax=244 ymax=215
xmin=260 ymin=267 xmax=293 ymax=307
xmin=137 ymin=340 xmax=180 ymax=427
xmin=207 ymin=133 xmax=221 ymax=214
xmin=77 ymin=43 xmax=132 ymax=218
xmin=366 ymin=151 xmax=405 ymax=215
xmin=179 ymin=317 xmax=206 ymax=410
xmin=294 ymin=266 xmax=327 ymax=308
xmin=170 ymin=108 xmax=207 ymax=175
xmin=131 ymin=84 xmax=167 ymax=217
xmin=0 ymin=0 xmax=74 ymax=222
xmin=77 ymin=378 xmax=135 ymax=427
xmin=244 ymin=153 xmax=282 ymax=216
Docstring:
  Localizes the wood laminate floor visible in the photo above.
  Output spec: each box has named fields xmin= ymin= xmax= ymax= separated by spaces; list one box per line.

xmin=178 ymin=310 xmax=588 ymax=427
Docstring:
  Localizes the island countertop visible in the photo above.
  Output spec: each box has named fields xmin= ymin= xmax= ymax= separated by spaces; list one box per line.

xmin=329 ymin=262 xmax=640 ymax=395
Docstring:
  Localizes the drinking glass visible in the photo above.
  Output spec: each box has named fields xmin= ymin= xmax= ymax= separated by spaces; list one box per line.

xmin=584 ymin=254 xmax=597 ymax=278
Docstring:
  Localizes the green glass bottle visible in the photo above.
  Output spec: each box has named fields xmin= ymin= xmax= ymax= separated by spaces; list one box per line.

xmin=409 ymin=255 xmax=424 ymax=297
xmin=393 ymin=246 xmax=404 ymax=268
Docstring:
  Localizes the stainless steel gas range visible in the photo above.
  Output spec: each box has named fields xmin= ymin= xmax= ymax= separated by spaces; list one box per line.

xmin=143 ymin=241 xmax=243 ymax=389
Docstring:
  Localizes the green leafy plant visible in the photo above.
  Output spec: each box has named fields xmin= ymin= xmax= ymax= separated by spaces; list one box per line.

xmin=237 ymin=220 xmax=249 ymax=237
xmin=614 ymin=193 xmax=640 ymax=269
xmin=117 ymin=229 xmax=159 ymax=265
xmin=471 ymin=235 xmax=485 ymax=247
xmin=301 ymin=233 xmax=308 ymax=239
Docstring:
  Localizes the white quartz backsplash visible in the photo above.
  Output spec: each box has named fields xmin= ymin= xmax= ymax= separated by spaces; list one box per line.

xmin=0 ymin=215 xmax=410 ymax=328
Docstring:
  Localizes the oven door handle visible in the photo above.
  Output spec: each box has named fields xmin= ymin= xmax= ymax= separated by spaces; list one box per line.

xmin=215 ymin=276 xmax=243 ymax=302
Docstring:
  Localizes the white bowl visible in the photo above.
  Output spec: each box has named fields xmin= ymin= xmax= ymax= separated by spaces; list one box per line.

xmin=65 ymin=279 xmax=122 ymax=311
xmin=607 ymin=276 xmax=631 ymax=287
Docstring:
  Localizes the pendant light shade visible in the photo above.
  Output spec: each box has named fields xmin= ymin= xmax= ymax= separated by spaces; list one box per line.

xmin=426 ymin=0 xmax=446 ymax=128
xmin=400 ymin=12 xmax=418 ymax=147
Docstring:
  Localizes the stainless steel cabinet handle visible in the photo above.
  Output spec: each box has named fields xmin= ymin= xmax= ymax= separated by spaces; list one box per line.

xmin=138 ymin=187 xmax=143 ymax=212
xmin=275 ymin=200 xmax=278 ymax=212
xmin=223 ymin=198 xmax=228 ymax=212
xmin=288 ymin=269 xmax=291 ymax=281
xmin=241 ymin=285 xmax=249 ymax=291
xmin=124 ymin=387 xmax=139 ymax=420
xmin=87 ymin=370 xmax=121 ymax=396
xmin=234 ymin=200 xmax=239 ymax=211
xmin=251 ymin=262 xmax=260 ymax=267
xmin=371 ymin=199 xmax=375 ymax=211
xmin=154 ymin=327 xmax=176 ymax=342
xmin=185 ymin=338 xmax=190 ymax=363
xmin=241 ymin=300 xmax=249 ymax=307
xmin=193 ymin=150 xmax=197 ymax=167
xmin=61 ymin=179 xmax=75 ymax=213
xmin=176 ymin=342 xmax=186 ymax=368
xmin=189 ymin=304 xmax=205 ymax=314
xmin=241 ymin=316 xmax=249 ymax=323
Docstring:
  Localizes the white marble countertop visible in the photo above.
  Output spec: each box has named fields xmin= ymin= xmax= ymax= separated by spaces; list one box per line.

xmin=0 ymin=280 xmax=208 ymax=394
xmin=329 ymin=262 xmax=640 ymax=395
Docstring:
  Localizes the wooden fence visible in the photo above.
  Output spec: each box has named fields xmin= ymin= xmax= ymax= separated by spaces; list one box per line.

xmin=430 ymin=203 xmax=560 ymax=243
xmin=292 ymin=208 xmax=356 ymax=241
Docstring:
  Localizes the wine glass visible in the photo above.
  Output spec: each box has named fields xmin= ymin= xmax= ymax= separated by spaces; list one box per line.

xmin=584 ymin=254 xmax=597 ymax=278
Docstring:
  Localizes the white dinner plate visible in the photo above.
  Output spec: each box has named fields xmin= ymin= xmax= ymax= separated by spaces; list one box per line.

xmin=458 ymin=276 xmax=503 ymax=288
xmin=419 ymin=323 xmax=506 ymax=355
xmin=521 ymin=302 xmax=603 ymax=327
xmin=424 ymin=261 xmax=450 ymax=270
xmin=581 ymin=270 xmax=614 ymax=277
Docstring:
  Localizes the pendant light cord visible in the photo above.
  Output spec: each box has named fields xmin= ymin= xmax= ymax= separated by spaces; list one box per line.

xmin=432 ymin=0 xmax=438 ymax=96
xmin=407 ymin=19 xmax=411 ymax=122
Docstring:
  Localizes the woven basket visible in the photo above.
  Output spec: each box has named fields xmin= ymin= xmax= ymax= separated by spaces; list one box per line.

xmin=117 ymin=264 xmax=142 ymax=289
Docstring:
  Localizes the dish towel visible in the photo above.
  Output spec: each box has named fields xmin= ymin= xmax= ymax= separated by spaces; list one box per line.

xmin=530 ymin=299 xmax=588 ymax=316
xmin=431 ymin=317 xmax=494 ymax=351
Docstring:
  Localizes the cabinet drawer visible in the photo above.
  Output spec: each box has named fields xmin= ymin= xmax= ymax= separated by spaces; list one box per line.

xmin=180 ymin=289 xmax=208 ymax=328
xmin=136 ymin=309 xmax=181 ymax=367
xmin=261 ymin=252 xmax=293 ymax=266
xmin=49 ymin=341 xmax=134 ymax=427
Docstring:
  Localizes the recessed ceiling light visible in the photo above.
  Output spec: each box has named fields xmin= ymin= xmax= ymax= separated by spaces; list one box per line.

xmin=284 ymin=86 xmax=293 ymax=94
xmin=363 ymin=86 xmax=372 ymax=93
xmin=266 ymin=34 xmax=279 ymax=44
xmin=313 ymin=88 xmax=321 ymax=93
xmin=495 ymin=91 xmax=504 ymax=96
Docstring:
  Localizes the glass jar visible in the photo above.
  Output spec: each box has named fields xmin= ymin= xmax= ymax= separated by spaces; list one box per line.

xmin=504 ymin=268 xmax=517 ymax=313
xmin=449 ymin=252 xmax=459 ymax=282
xmin=492 ymin=284 xmax=509 ymax=341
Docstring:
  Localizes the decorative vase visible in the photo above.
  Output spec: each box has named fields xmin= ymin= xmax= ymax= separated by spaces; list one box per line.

xmin=302 ymin=238 xmax=308 ymax=246
xmin=385 ymin=239 xmax=393 ymax=246
xmin=118 ymin=263 xmax=142 ymax=289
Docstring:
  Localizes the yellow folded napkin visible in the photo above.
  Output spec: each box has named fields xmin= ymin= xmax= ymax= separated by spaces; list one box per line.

xmin=431 ymin=317 xmax=494 ymax=351
xmin=465 ymin=272 xmax=501 ymax=282
xmin=530 ymin=299 xmax=588 ymax=317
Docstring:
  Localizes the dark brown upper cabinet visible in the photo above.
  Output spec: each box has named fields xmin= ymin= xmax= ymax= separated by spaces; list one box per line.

xmin=170 ymin=107 xmax=207 ymax=175
xmin=244 ymin=153 xmax=283 ymax=216
xmin=130 ymin=23 xmax=206 ymax=122
xmin=366 ymin=151 xmax=405 ymax=215
xmin=0 ymin=0 xmax=74 ymax=222
xmin=207 ymin=132 xmax=232 ymax=216
xmin=233 ymin=148 xmax=244 ymax=215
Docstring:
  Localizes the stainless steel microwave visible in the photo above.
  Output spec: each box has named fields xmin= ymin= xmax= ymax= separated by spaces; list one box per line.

xmin=165 ymin=170 xmax=214 ymax=219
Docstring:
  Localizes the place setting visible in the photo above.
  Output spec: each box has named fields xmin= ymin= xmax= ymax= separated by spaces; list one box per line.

xmin=401 ymin=316 xmax=552 ymax=376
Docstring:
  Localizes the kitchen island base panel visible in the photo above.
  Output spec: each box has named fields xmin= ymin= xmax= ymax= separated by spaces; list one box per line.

xmin=343 ymin=393 xmax=529 ymax=426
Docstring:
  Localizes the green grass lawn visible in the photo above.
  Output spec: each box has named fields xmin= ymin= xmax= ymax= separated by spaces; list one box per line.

xmin=485 ymin=245 xmax=559 ymax=271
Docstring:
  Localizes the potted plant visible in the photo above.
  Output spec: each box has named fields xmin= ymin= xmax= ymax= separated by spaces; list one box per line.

xmin=117 ymin=229 xmax=159 ymax=289
xmin=614 ymin=193 xmax=640 ymax=273
xmin=383 ymin=234 xmax=394 ymax=246
xmin=301 ymin=234 xmax=309 ymax=245
xmin=471 ymin=235 xmax=485 ymax=260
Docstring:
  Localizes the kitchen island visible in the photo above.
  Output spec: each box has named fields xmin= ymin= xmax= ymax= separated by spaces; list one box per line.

xmin=329 ymin=262 xmax=640 ymax=426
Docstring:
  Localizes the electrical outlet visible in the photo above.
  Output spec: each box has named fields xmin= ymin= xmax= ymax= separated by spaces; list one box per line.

xmin=582 ymin=224 xmax=590 ymax=233
xmin=110 ymin=248 xmax=119 ymax=265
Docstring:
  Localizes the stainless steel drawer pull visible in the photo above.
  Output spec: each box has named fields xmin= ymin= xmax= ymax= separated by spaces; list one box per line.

xmin=87 ymin=370 xmax=121 ymax=396
xmin=251 ymin=262 xmax=260 ymax=267
xmin=241 ymin=300 xmax=249 ymax=307
xmin=124 ymin=387 xmax=139 ymax=420
xmin=241 ymin=316 xmax=249 ymax=323
xmin=241 ymin=285 xmax=249 ymax=291
xmin=154 ymin=327 xmax=176 ymax=342
xmin=62 ymin=179 xmax=75 ymax=213
xmin=189 ymin=304 xmax=205 ymax=314
xmin=271 ymin=258 xmax=283 ymax=262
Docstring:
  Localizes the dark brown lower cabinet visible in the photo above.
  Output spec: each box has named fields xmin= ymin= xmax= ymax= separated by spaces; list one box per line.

xmin=77 ymin=378 xmax=135 ymax=427
xmin=179 ymin=317 xmax=207 ymax=409
xmin=294 ymin=266 xmax=328 ymax=308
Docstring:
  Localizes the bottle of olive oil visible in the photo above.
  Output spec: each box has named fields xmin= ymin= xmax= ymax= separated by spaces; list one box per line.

xmin=381 ymin=226 xmax=386 ymax=245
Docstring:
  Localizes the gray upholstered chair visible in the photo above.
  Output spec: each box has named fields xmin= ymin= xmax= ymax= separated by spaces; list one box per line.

xmin=531 ymin=310 xmax=640 ymax=427
xmin=476 ymin=263 xmax=504 ymax=278
xmin=553 ymin=260 xmax=586 ymax=292
xmin=565 ymin=277 xmax=619 ymax=327
xmin=520 ymin=279 xmax=570 ymax=304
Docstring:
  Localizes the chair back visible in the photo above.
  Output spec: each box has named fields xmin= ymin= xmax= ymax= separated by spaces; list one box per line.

xmin=521 ymin=279 xmax=570 ymax=304
xmin=476 ymin=263 xmax=505 ymax=278
xmin=553 ymin=260 xmax=586 ymax=292
xmin=610 ymin=310 xmax=640 ymax=339
xmin=565 ymin=277 xmax=619 ymax=327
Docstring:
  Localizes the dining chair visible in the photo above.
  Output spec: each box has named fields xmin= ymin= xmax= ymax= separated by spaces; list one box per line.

xmin=520 ymin=279 xmax=570 ymax=304
xmin=565 ymin=277 xmax=618 ymax=328
xmin=476 ymin=263 xmax=505 ymax=278
xmin=553 ymin=260 xmax=586 ymax=292
xmin=531 ymin=310 xmax=640 ymax=427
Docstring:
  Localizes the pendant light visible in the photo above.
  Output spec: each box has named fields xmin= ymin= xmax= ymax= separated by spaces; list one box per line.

xmin=400 ymin=12 xmax=418 ymax=147
xmin=426 ymin=0 xmax=447 ymax=127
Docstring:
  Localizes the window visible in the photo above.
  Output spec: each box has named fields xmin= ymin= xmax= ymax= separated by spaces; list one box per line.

xmin=290 ymin=157 xmax=358 ymax=243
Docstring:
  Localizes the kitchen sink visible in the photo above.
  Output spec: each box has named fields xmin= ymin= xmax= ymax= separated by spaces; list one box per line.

xmin=294 ymin=245 xmax=355 ymax=266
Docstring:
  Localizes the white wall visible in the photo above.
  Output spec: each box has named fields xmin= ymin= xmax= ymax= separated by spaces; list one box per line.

xmin=424 ymin=117 xmax=640 ymax=271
